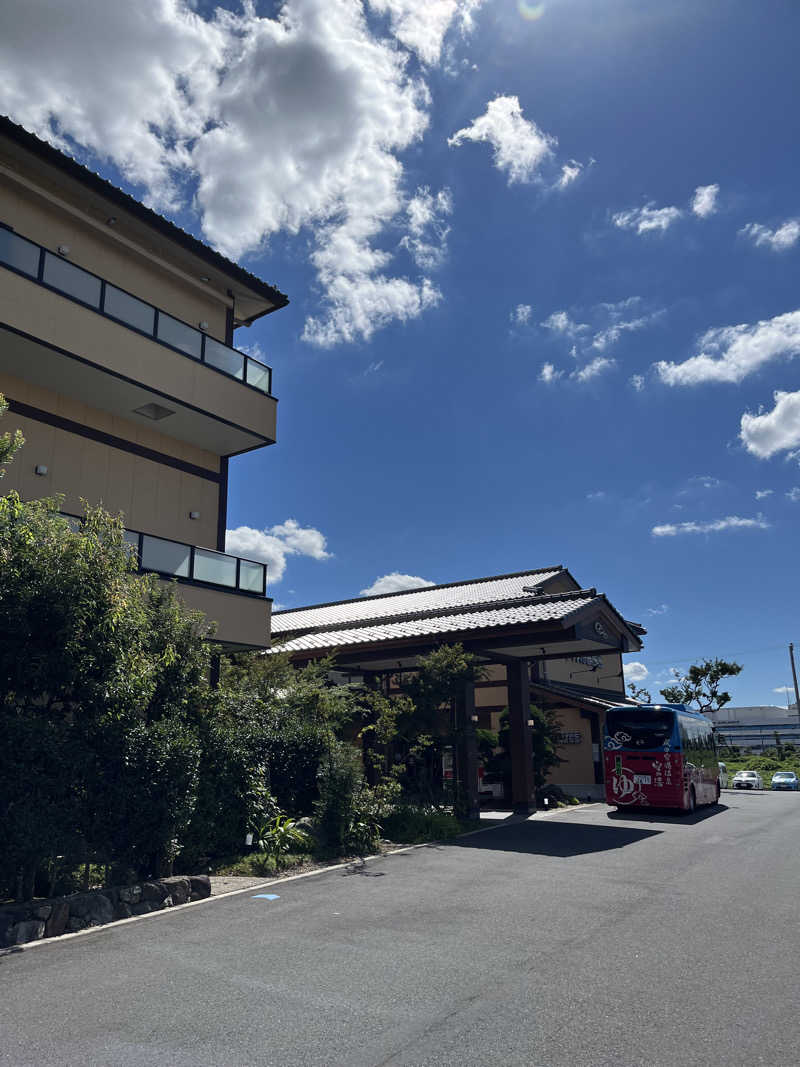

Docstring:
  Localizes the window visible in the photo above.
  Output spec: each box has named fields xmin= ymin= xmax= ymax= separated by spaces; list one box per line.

xmin=239 ymin=559 xmax=265 ymax=593
xmin=0 ymin=228 xmax=40 ymax=277
xmin=205 ymin=337 xmax=244 ymax=379
xmin=245 ymin=357 xmax=270 ymax=393
xmin=156 ymin=312 xmax=202 ymax=358
xmin=193 ymin=548 xmax=237 ymax=587
xmin=140 ymin=535 xmax=191 ymax=577
xmin=43 ymin=252 xmax=101 ymax=307
xmin=104 ymin=284 xmax=155 ymax=334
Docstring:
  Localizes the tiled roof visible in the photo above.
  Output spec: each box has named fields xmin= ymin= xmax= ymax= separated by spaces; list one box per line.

xmin=530 ymin=679 xmax=638 ymax=711
xmin=271 ymin=567 xmax=566 ymax=634
xmin=272 ymin=589 xmax=597 ymax=654
xmin=0 ymin=115 xmax=288 ymax=316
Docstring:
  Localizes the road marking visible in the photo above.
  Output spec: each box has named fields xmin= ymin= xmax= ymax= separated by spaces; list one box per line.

xmin=251 ymin=893 xmax=280 ymax=901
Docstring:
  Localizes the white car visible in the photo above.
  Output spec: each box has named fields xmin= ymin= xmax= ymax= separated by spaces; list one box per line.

xmin=732 ymin=770 xmax=763 ymax=790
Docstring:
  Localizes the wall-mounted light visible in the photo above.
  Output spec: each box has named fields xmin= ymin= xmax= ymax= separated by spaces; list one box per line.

xmin=133 ymin=402 xmax=175 ymax=421
xmin=34 ymin=464 xmax=48 ymax=476
xmin=57 ymin=245 xmax=70 ymax=256
xmin=198 ymin=320 xmax=209 ymax=331
xmin=527 ymin=718 xmax=535 ymax=728
xmin=470 ymin=714 xmax=479 ymax=723
xmin=199 ymin=275 xmax=210 ymax=283
xmin=189 ymin=511 xmax=200 ymax=520
xmin=106 ymin=217 xmax=117 ymax=226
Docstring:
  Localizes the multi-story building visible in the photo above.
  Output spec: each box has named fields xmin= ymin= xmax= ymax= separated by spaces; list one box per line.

xmin=0 ymin=116 xmax=286 ymax=651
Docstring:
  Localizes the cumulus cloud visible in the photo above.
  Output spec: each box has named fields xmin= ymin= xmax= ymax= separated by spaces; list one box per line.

xmin=541 ymin=310 xmax=589 ymax=337
xmin=586 ymin=490 xmax=606 ymax=501
xmin=774 ymin=686 xmax=795 ymax=695
xmin=571 ymin=356 xmax=616 ymax=382
xmin=367 ymin=0 xmax=484 ymax=66
xmin=740 ymin=219 xmax=800 ymax=252
xmin=651 ymin=515 xmax=770 ymax=537
xmin=448 ymin=94 xmax=556 ymax=184
xmin=787 ymin=488 xmax=800 ymax=502
xmin=539 ymin=361 xmax=563 ymax=384
xmin=740 ymin=390 xmax=800 ymax=458
xmin=625 ymin=662 xmax=649 ymax=682
xmin=630 ymin=374 xmax=645 ymax=391
xmin=555 ymin=160 xmax=583 ymax=189
xmin=755 ymin=488 xmax=774 ymax=499
xmin=359 ymin=572 xmax=435 ymax=596
xmin=612 ymin=203 xmax=683 ymax=234
xmin=226 ymin=518 xmax=331 ymax=583
xmin=400 ymin=186 xmax=453 ymax=270
xmin=0 ymin=0 xmax=482 ymax=347
xmin=511 ymin=303 xmax=532 ymax=326
xmin=691 ymin=183 xmax=719 ymax=218
xmin=646 ymin=604 xmax=669 ymax=615
xmin=655 ymin=310 xmax=800 ymax=386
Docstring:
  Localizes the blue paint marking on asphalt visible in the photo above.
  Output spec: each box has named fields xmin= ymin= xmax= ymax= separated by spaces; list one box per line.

xmin=252 ymin=893 xmax=280 ymax=900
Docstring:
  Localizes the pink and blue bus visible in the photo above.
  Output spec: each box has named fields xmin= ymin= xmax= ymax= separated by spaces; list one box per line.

xmin=604 ymin=704 xmax=721 ymax=813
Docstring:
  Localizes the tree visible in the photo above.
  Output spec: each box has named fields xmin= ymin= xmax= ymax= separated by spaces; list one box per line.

xmin=627 ymin=681 xmax=652 ymax=703
xmin=0 ymin=493 xmax=211 ymax=895
xmin=660 ymin=658 xmax=743 ymax=714
xmin=0 ymin=392 xmax=23 ymax=476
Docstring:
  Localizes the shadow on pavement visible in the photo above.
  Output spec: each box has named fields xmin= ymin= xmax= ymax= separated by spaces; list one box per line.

xmin=606 ymin=803 xmax=729 ymax=825
xmin=450 ymin=819 xmax=660 ymax=858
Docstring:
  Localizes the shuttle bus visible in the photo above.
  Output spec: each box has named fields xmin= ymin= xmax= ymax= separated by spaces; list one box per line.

xmin=604 ymin=703 xmax=720 ymax=812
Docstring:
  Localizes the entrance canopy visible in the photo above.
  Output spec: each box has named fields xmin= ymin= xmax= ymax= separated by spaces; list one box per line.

xmin=270 ymin=565 xmax=644 ymax=672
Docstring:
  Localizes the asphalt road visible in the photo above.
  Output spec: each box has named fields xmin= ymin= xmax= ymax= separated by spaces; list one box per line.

xmin=2 ymin=791 xmax=798 ymax=1067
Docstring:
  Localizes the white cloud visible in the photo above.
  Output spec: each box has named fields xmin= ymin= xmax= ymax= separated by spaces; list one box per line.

xmin=630 ymin=374 xmax=645 ymax=392
xmin=368 ymin=0 xmax=484 ymax=66
xmin=0 ymin=0 xmax=483 ymax=348
xmin=540 ymin=310 xmax=589 ymax=337
xmin=226 ymin=518 xmax=331 ymax=584
xmin=400 ymin=186 xmax=453 ymax=270
xmin=571 ymin=356 xmax=616 ymax=382
xmin=586 ymin=490 xmax=606 ymax=501
xmin=539 ymin=362 xmax=563 ymax=384
xmin=591 ymin=315 xmax=652 ymax=351
xmin=786 ymin=488 xmax=800 ymax=502
xmin=691 ymin=183 xmax=719 ymax=218
xmin=774 ymin=686 xmax=795 ymax=695
xmin=646 ymin=604 xmax=669 ymax=615
xmin=448 ymin=94 xmax=556 ymax=184
xmin=755 ymin=488 xmax=774 ymax=499
xmin=655 ymin=310 xmax=800 ymax=386
xmin=359 ymin=572 xmax=435 ymax=596
xmin=685 ymin=475 xmax=721 ymax=490
xmin=651 ymin=514 xmax=770 ymax=537
xmin=612 ymin=203 xmax=683 ymax=234
xmin=626 ymin=662 xmax=649 ymax=683
xmin=556 ymin=160 xmax=583 ymax=189
xmin=740 ymin=219 xmax=800 ymax=252
xmin=740 ymin=389 xmax=800 ymax=457
xmin=511 ymin=303 xmax=532 ymax=326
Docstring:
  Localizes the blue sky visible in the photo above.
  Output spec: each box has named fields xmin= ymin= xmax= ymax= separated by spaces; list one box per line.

xmin=3 ymin=0 xmax=800 ymax=705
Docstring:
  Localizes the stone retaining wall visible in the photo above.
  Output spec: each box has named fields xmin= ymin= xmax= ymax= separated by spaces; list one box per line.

xmin=0 ymin=875 xmax=211 ymax=948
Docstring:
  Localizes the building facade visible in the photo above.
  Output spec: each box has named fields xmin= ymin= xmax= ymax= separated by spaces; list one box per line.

xmin=708 ymin=705 xmax=800 ymax=752
xmin=0 ymin=116 xmax=286 ymax=649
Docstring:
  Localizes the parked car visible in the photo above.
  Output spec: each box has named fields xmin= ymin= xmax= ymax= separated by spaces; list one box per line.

xmin=718 ymin=761 xmax=728 ymax=788
xmin=732 ymin=770 xmax=763 ymax=789
xmin=771 ymin=771 xmax=799 ymax=791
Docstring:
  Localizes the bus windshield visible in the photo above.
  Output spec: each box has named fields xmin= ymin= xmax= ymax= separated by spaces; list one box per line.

xmin=606 ymin=708 xmax=675 ymax=750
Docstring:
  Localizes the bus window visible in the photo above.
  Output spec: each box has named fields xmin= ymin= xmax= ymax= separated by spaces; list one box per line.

xmin=606 ymin=709 xmax=675 ymax=749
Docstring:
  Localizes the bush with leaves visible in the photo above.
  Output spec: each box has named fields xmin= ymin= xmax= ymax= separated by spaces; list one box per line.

xmin=314 ymin=742 xmax=382 ymax=856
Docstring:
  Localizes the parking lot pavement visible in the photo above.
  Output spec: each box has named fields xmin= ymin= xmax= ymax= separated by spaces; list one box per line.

xmin=2 ymin=794 xmax=799 ymax=1067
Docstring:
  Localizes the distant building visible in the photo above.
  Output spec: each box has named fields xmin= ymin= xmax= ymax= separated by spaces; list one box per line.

xmin=707 ymin=705 xmax=800 ymax=752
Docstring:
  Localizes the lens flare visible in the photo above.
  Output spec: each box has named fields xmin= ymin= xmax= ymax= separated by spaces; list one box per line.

xmin=518 ymin=2 xmax=546 ymax=20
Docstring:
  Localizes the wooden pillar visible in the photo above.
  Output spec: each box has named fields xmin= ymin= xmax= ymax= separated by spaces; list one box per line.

xmin=507 ymin=658 xmax=536 ymax=814
xmin=455 ymin=680 xmax=480 ymax=820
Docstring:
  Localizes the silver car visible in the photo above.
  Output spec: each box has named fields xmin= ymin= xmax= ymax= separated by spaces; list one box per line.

xmin=732 ymin=770 xmax=763 ymax=790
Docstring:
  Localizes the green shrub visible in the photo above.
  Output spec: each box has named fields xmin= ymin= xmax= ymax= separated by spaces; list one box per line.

xmin=314 ymin=743 xmax=381 ymax=856
xmin=381 ymin=805 xmax=463 ymax=844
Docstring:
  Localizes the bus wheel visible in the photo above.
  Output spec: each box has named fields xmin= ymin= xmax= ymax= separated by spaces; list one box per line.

xmin=686 ymin=787 xmax=696 ymax=815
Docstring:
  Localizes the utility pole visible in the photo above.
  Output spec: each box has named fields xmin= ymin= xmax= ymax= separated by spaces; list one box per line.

xmin=790 ymin=643 xmax=800 ymax=726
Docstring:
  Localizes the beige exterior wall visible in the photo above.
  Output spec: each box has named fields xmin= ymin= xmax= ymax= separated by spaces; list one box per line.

xmin=0 ymin=160 xmax=229 ymax=342
xmin=172 ymin=582 xmax=270 ymax=649
xmin=0 ymin=271 xmax=277 ymax=444
xmin=542 ymin=652 xmax=625 ymax=692
xmin=546 ymin=704 xmax=598 ymax=788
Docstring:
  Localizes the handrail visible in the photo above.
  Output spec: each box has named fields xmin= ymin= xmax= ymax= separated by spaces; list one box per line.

xmin=0 ymin=223 xmax=273 ymax=396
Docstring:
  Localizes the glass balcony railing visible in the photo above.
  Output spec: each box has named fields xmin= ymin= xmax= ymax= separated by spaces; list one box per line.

xmin=0 ymin=223 xmax=273 ymax=395
xmin=60 ymin=512 xmax=267 ymax=596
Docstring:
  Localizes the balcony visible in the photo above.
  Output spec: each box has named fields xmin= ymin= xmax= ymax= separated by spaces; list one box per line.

xmin=0 ymin=226 xmax=277 ymax=455
xmin=0 ymin=225 xmax=272 ymax=393
xmin=64 ymin=514 xmax=270 ymax=649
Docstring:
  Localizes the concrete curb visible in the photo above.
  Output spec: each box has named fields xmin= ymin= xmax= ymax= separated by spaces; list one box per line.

xmin=0 ymin=804 xmax=603 ymax=955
